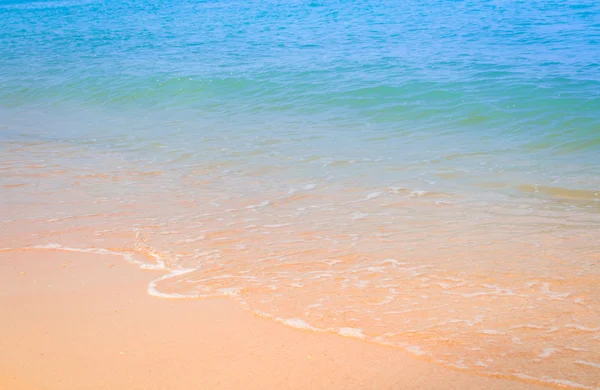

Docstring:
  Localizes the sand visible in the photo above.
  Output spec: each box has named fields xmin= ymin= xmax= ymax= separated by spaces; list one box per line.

xmin=0 ymin=249 xmax=549 ymax=390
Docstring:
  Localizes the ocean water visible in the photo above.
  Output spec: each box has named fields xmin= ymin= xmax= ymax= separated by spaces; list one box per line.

xmin=1 ymin=0 xmax=600 ymax=388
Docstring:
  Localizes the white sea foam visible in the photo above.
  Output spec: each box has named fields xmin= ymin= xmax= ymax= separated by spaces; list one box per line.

xmin=565 ymin=324 xmax=600 ymax=332
xmin=566 ymin=347 xmax=588 ymax=352
xmin=338 ymin=327 xmax=365 ymax=339
xmin=510 ymin=324 xmax=548 ymax=330
xmin=177 ymin=235 xmax=206 ymax=243
xmin=22 ymin=244 xmax=185 ymax=299
xmin=281 ymin=318 xmax=319 ymax=331
xmin=478 ymin=329 xmax=505 ymax=335
xmin=405 ymin=346 xmax=426 ymax=356
xmin=146 ymin=269 xmax=197 ymax=299
xmin=218 ymin=287 xmax=241 ymax=296
xmin=246 ymin=200 xmax=270 ymax=209
xmin=380 ymin=258 xmax=408 ymax=267
xmin=513 ymin=374 xmax=592 ymax=389
xmin=410 ymin=190 xmax=427 ymax=197
xmin=538 ymin=348 xmax=556 ymax=358
xmin=540 ymin=282 xmax=570 ymax=299
xmin=575 ymin=360 xmax=600 ymax=369
xmin=388 ymin=186 xmax=406 ymax=193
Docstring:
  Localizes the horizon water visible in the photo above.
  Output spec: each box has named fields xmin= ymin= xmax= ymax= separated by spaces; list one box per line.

xmin=1 ymin=0 xmax=600 ymax=388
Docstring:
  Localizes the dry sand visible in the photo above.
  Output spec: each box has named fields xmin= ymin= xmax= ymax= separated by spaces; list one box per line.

xmin=0 ymin=249 xmax=549 ymax=390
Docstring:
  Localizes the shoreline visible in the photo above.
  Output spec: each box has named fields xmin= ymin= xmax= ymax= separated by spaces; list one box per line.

xmin=0 ymin=248 xmax=551 ymax=390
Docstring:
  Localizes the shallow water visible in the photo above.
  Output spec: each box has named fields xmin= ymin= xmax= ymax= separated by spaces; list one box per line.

xmin=1 ymin=0 xmax=600 ymax=388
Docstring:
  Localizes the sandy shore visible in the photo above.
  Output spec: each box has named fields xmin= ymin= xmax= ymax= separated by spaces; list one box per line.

xmin=0 ymin=249 xmax=549 ymax=390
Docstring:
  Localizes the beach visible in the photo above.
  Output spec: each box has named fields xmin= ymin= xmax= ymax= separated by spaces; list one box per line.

xmin=0 ymin=248 xmax=550 ymax=390
xmin=1 ymin=138 xmax=599 ymax=388
xmin=1 ymin=0 xmax=600 ymax=388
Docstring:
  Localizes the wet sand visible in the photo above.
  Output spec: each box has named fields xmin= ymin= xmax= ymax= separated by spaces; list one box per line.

xmin=0 ymin=249 xmax=549 ymax=390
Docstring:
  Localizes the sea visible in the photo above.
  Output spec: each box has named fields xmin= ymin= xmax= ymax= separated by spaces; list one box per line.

xmin=1 ymin=0 xmax=599 ymax=388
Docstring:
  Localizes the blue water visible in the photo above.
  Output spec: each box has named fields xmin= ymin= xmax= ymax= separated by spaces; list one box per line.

xmin=1 ymin=0 xmax=600 ymax=388
xmin=2 ymin=0 xmax=600 ymax=190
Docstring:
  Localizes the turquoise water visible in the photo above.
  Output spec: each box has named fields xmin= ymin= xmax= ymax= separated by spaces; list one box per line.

xmin=2 ymin=0 xmax=600 ymax=191
xmin=2 ymin=0 xmax=600 ymax=388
